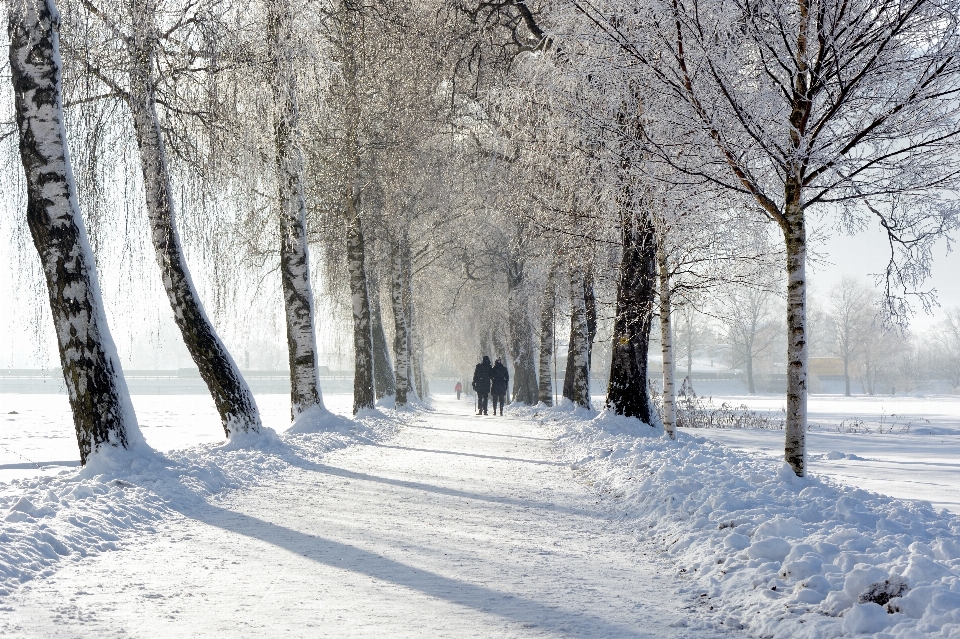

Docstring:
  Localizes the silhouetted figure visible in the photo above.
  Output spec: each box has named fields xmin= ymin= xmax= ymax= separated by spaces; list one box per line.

xmin=472 ymin=356 xmax=493 ymax=415
xmin=455 ymin=381 xmax=462 ymax=400
xmin=491 ymin=358 xmax=509 ymax=416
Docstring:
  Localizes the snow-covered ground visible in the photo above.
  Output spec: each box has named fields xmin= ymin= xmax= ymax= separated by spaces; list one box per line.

xmin=1 ymin=392 xmax=958 ymax=638
xmin=532 ymin=403 xmax=960 ymax=639
xmin=687 ymin=395 xmax=960 ymax=514
xmin=1 ymin=396 xmax=739 ymax=638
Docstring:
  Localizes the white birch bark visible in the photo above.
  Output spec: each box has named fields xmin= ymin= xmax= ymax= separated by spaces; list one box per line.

xmin=8 ymin=0 xmax=142 ymax=463
xmin=657 ymin=243 xmax=677 ymax=440
xmin=563 ymin=262 xmax=590 ymax=408
xmin=126 ymin=0 xmax=261 ymax=436
xmin=390 ymin=237 xmax=409 ymax=406
xmin=784 ymin=190 xmax=807 ymax=476
xmin=267 ymin=0 xmax=323 ymax=420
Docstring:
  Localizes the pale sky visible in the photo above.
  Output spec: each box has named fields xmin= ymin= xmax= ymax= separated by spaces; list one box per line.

xmin=808 ymin=221 xmax=958 ymax=331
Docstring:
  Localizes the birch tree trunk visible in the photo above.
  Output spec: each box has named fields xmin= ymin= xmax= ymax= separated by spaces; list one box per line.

xmin=127 ymin=0 xmax=260 ymax=436
xmin=346 ymin=211 xmax=375 ymax=413
xmin=563 ymin=263 xmax=591 ymax=408
xmin=390 ymin=238 xmax=409 ymax=406
xmin=606 ymin=211 xmax=656 ymax=423
xmin=339 ymin=5 xmax=374 ymax=413
xmin=370 ymin=272 xmax=395 ymax=399
xmin=507 ymin=255 xmax=538 ymax=405
xmin=401 ymin=236 xmax=420 ymax=399
xmin=267 ymin=0 xmax=323 ymax=420
xmin=537 ymin=266 xmax=556 ymax=406
xmin=584 ymin=263 xmax=597 ymax=369
xmin=783 ymin=185 xmax=807 ymax=476
xmin=9 ymin=0 xmax=141 ymax=464
xmin=657 ymin=243 xmax=677 ymax=440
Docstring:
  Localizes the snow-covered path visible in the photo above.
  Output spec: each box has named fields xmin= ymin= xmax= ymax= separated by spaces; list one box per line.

xmin=0 ymin=398 xmax=737 ymax=638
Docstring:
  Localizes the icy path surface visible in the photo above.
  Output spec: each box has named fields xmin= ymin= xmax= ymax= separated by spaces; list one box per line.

xmin=0 ymin=398 xmax=738 ymax=639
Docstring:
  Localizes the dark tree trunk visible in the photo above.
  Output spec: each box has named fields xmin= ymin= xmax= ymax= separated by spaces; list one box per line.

xmin=507 ymin=255 xmax=538 ymax=405
xmin=606 ymin=210 xmax=657 ymax=423
xmin=267 ymin=0 xmax=323 ymax=421
xmin=401 ymin=237 xmax=422 ymax=399
xmin=584 ymin=263 xmax=597 ymax=369
xmin=390 ymin=237 xmax=409 ymax=406
xmin=746 ymin=353 xmax=756 ymax=394
xmin=9 ymin=0 xmax=140 ymax=464
xmin=537 ymin=266 xmax=557 ymax=406
xmin=127 ymin=0 xmax=260 ymax=436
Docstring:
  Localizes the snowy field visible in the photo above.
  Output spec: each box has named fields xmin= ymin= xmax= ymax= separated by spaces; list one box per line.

xmin=687 ymin=395 xmax=960 ymax=514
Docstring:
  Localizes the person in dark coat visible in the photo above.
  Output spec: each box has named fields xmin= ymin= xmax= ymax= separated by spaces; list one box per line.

xmin=490 ymin=358 xmax=509 ymax=416
xmin=472 ymin=356 xmax=493 ymax=415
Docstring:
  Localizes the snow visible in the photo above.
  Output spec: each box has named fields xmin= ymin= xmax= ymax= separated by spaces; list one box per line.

xmin=681 ymin=395 xmax=960 ymax=513
xmin=1 ymin=395 xmax=740 ymax=637
xmin=526 ymin=401 xmax=960 ymax=639
xmin=1 ymin=392 xmax=958 ymax=637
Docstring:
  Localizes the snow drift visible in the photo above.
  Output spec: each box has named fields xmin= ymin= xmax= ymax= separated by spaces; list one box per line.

xmin=0 ymin=412 xmax=401 ymax=597
xmin=520 ymin=403 xmax=960 ymax=639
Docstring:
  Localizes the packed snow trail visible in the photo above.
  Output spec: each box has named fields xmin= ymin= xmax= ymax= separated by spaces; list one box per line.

xmin=0 ymin=397 xmax=738 ymax=638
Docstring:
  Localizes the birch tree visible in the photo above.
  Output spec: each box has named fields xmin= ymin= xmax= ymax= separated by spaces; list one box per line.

xmin=8 ymin=0 xmax=143 ymax=463
xmin=267 ymin=0 xmax=324 ymax=421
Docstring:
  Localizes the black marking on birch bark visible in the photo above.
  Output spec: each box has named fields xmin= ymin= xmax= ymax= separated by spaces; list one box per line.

xmin=9 ymin=0 xmax=134 ymax=464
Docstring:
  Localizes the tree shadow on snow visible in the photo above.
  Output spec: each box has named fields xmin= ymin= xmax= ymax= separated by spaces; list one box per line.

xmin=370 ymin=443 xmax=566 ymax=467
xmin=406 ymin=424 xmax=553 ymax=442
xmin=277 ymin=460 xmax=603 ymax=520
xmin=176 ymin=502 xmax=656 ymax=638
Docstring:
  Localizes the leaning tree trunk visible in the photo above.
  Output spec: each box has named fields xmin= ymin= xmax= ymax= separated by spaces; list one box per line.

xmin=783 ymin=183 xmax=807 ymax=476
xmin=507 ymin=256 xmax=538 ymax=405
xmin=390 ymin=238 xmax=409 ymax=406
xmin=127 ymin=0 xmax=260 ymax=436
xmin=657 ymin=244 xmax=677 ymax=439
xmin=563 ymin=263 xmax=591 ymax=408
xmin=537 ymin=266 xmax=557 ymax=405
xmin=9 ymin=0 xmax=141 ymax=464
xmin=606 ymin=210 xmax=657 ymax=423
xmin=267 ymin=0 xmax=323 ymax=420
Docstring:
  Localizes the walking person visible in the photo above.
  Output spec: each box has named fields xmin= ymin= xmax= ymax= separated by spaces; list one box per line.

xmin=472 ymin=356 xmax=493 ymax=415
xmin=491 ymin=357 xmax=509 ymax=416
xmin=455 ymin=380 xmax=463 ymax=400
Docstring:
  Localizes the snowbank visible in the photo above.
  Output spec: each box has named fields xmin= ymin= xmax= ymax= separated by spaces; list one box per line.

xmin=0 ymin=410 xmax=403 ymax=597
xmin=519 ymin=403 xmax=960 ymax=639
